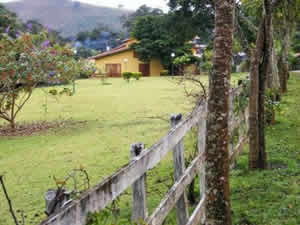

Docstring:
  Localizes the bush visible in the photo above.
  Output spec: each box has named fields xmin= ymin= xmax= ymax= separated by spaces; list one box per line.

xmin=122 ymin=72 xmax=132 ymax=82
xmin=160 ymin=70 xmax=169 ymax=76
xmin=232 ymin=64 xmax=237 ymax=73
xmin=132 ymin=72 xmax=142 ymax=80
xmin=80 ymin=60 xmax=96 ymax=79
xmin=200 ymin=62 xmax=212 ymax=72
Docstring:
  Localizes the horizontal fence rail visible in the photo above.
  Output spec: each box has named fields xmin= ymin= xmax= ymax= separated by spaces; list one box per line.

xmin=146 ymin=153 xmax=205 ymax=225
xmin=39 ymin=87 xmax=249 ymax=225
xmin=40 ymin=100 xmax=206 ymax=225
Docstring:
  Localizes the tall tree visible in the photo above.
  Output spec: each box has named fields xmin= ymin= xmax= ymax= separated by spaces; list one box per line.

xmin=131 ymin=15 xmax=192 ymax=68
xmin=0 ymin=4 xmax=21 ymax=38
xmin=274 ymin=0 xmax=300 ymax=93
xmin=168 ymin=0 xmax=215 ymax=43
xmin=248 ymin=0 xmax=274 ymax=170
xmin=204 ymin=0 xmax=234 ymax=224
xmin=291 ymin=21 xmax=300 ymax=52
xmin=121 ymin=5 xmax=164 ymax=32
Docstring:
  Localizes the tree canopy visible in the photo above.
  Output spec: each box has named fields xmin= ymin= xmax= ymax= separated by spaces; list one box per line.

xmin=121 ymin=5 xmax=164 ymax=32
xmin=130 ymin=15 xmax=192 ymax=68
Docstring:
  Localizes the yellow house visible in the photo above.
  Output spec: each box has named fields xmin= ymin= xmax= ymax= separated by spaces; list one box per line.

xmin=90 ymin=39 xmax=164 ymax=77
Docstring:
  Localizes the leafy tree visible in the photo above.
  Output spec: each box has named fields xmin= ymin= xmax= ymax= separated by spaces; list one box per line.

xmin=75 ymin=46 xmax=97 ymax=60
xmin=0 ymin=3 xmax=22 ymax=38
xmin=0 ymin=32 xmax=81 ymax=129
xmin=76 ymin=31 xmax=89 ymax=42
xmin=167 ymin=0 xmax=215 ymax=44
xmin=121 ymin=5 xmax=164 ymax=32
xmin=273 ymin=0 xmax=300 ymax=93
xmin=89 ymin=25 xmax=110 ymax=41
xmin=291 ymin=22 xmax=300 ymax=52
xmin=22 ymin=20 xmax=68 ymax=45
xmin=75 ymin=24 xmax=123 ymax=52
xmin=131 ymin=15 xmax=192 ymax=68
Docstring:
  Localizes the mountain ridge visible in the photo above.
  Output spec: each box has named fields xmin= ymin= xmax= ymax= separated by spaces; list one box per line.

xmin=4 ymin=0 xmax=131 ymax=37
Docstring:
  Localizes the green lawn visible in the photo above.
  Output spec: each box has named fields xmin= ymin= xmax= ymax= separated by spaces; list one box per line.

xmin=0 ymin=75 xmax=219 ymax=225
xmin=231 ymin=72 xmax=300 ymax=225
xmin=1 ymin=73 xmax=299 ymax=225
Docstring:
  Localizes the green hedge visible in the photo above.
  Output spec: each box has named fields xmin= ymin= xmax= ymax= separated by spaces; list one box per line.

xmin=160 ymin=70 xmax=169 ymax=76
xmin=122 ymin=72 xmax=142 ymax=82
xmin=132 ymin=72 xmax=142 ymax=80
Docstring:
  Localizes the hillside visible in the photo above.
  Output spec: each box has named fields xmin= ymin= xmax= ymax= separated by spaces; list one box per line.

xmin=5 ymin=0 xmax=131 ymax=37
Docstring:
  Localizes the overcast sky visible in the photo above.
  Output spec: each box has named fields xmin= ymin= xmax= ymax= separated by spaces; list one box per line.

xmin=0 ymin=0 xmax=169 ymax=11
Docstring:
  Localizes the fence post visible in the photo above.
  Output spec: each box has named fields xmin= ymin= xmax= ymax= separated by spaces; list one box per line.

xmin=198 ymin=123 xmax=206 ymax=194
xmin=170 ymin=114 xmax=189 ymax=225
xmin=130 ymin=143 xmax=148 ymax=225
xmin=229 ymin=90 xmax=237 ymax=169
xmin=197 ymin=103 xmax=207 ymax=223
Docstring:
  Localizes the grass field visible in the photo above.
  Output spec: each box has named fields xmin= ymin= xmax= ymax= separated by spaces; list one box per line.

xmin=0 ymin=73 xmax=299 ymax=225
xmin=0 ymin=75 xmax=220 ymax=225
xmin=230 ymin=72 xmax=300 ymax=225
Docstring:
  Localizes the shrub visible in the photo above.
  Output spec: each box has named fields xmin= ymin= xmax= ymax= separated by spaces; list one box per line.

xmin=122 ymin=72 xmax=132 ymax=82
xmin=200 ymin=62 xmax=212 ymax=72
xmin=132 ymin=72 xmax=142 ymax=80
xmin=232 ymin=64 xmax=237 ymax=73
xmin=79 ymin=60 xmax=96 ymax=79
xmin=0 ymin=32 xmax=81 ymax=129
xmin=160 ymin=70 xmax=169 ymax=76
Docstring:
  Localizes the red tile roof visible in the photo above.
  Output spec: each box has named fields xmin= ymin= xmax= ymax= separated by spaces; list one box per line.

xmin=90 ymin=44 xmax=130 ymax=59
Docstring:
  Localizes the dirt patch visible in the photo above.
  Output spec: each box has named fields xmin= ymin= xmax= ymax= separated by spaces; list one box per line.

xmin=0 ymin=120 xmax=88 ymax=137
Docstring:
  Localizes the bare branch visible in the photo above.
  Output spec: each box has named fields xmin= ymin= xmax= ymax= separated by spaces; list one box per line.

xmin=0 ymin=175 xmax=20 ymax=225
xmin=13 ymin=89 xmax=33 ymax=120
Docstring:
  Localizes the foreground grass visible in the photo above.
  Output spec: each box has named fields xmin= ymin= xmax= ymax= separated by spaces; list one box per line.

xmin=231 ymin=73 xmax=300 ymax=225
xmin=0 ymin=74 xmax=244 ymax=225
xmin=89 ymin=74 xmax=300 ymax=225
xmin=2 ymin=72 xmax=297 ymax=225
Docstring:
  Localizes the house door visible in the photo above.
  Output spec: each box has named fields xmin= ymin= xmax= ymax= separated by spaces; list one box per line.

xmin=139 ymin=64 xmax=150 ymax=76
xmin=106 ymin=64 xmax=121 ymax=77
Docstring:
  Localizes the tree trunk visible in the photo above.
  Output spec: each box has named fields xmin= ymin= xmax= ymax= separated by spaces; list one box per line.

xmin=10 ymin=93 xmax=16 ymax=131
xmin=249 ymin=49 xmax=260 ymax=169
xmin=204 ymin=1 xmax=234 ymax=224
xmin=278 ymin=25 xmax=290 ymax=93
xmin=266 ymin=27 xmax=280 ymax=90
xmin=10 ymin=120 xmax=16 ymax=130
xmin=248 ymin=0 xmax=272 ymax=170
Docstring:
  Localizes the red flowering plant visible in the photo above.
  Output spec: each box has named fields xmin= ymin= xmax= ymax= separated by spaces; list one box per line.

xmin=0 ymin=32 xmax=80 ymax=129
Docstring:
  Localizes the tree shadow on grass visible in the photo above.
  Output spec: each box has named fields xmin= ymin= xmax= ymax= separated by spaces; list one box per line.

xmin=0 ymin=120 xmax=88 ymax=137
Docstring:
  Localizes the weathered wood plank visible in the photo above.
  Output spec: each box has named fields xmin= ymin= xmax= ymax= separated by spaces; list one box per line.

xmin=145 ymin=153 xmax=205 ymax=225
xmin=197 ymin=102 xmax=207 ymax=224
xmin=171 ymin=114 xmax=189 ymax=225
xmin=185 ymin=196 xmax=206 ymax=225
xmin=39 ymin=104 xmax=205 ymax=225
xmin=230 ymin=136 xmax=249 ymax=165
xmin=130 ymin=143 xmax=148 ymax=224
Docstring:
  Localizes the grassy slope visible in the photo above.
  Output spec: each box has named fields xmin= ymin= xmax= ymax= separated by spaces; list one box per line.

xmin=231 ymin=73 xmax=300 ymax=225
xmin=0 ymin=76 xmax=209 ymax=225
xmin=1 ymin=73 xmax=299 ymax=225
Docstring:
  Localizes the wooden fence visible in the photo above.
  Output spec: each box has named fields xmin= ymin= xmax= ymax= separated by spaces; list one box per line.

xmin=39 ymin=87 xmax=249 ymax=225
